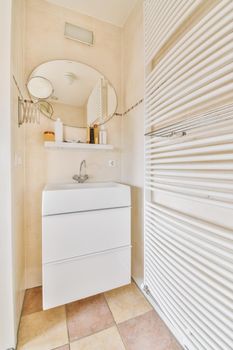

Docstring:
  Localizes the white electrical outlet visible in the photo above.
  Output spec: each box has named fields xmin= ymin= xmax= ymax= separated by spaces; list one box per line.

xmin=108 ymin=160 xmax=116 ymax=167
xmin=14 ymin=153 xmax=22 ymax=167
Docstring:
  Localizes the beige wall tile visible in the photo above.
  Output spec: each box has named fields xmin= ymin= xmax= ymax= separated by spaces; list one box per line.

xmin=70 ymin=327 xmax=125 ymax=350
xmin=17 ymin=306 xmax=68 ymax=350
xmin=105 ymin=282 xmax=152 ymax=323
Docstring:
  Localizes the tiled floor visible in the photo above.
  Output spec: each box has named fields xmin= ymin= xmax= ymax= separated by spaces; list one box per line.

xmin=17 ymin=283 xmax=182 ymax=350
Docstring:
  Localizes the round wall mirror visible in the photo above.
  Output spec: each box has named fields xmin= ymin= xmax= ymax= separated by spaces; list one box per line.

xmin=27 ymin=60 xmax=118 ymax=128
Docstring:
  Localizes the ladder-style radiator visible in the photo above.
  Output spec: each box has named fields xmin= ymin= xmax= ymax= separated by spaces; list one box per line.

xmin=144 ymin=1 xmax=233 ymax=349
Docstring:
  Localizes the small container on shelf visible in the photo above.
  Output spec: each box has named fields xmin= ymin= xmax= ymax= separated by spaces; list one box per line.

xmin=86 ymin=126 xmax=90 ymax=144
xmin=99 ymin=125 xmax=107 ymax=145
xmin=43 ymin=131 xmax=55 ymax=142
xmin=94 ymin=124 xmax=99 ymax=144
xmin=90 ymin=127 xmax=95 ymax=144
xmin=54 ymin=118 xmax=63 ymax=142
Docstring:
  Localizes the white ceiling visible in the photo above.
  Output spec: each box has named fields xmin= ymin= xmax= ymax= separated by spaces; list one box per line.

xmin=46 ymin=0 xmax=139 ymax=27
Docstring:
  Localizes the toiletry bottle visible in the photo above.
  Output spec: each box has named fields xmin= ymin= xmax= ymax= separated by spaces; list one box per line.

xmin=90 ymin=127 xmax=95 ymax=144
xmin=55 ymin=118 xmax=63 ymax=142
xmin=99 ymin=125 xmax=107 ymax=144
xmin=94 ymin=124 xmax=99 ymax=144
xmin=86 ymin=126 xmax=90 ymax=144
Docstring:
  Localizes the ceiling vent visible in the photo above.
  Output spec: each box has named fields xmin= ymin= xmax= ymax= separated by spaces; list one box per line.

xmin=64 ymin=22 xmax=94 ymax=46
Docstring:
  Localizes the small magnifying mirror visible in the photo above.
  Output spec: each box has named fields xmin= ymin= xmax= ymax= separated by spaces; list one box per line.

xmin=27 ymin=76 xmax=54 ymax=99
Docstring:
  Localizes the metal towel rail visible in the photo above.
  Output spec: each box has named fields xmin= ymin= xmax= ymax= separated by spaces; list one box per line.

xmin=145 ymin=103 xmax=233 ymax=138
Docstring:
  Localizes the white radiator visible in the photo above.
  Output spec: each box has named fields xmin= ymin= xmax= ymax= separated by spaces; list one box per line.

xmin=144 ymin=1 xmax=233 ymax=349
xmin=144 ymin=0 xmax=201 ymax=65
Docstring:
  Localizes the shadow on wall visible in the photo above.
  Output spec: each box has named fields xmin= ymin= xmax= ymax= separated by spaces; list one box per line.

xmin=131 ymin=185 xmax=144 ymax=285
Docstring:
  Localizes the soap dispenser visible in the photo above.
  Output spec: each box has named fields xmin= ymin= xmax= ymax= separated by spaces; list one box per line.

xmin=99 ymin=125 xmax=107 ymax=144
xmin=55 ymin=118 xmax=63 ymax=142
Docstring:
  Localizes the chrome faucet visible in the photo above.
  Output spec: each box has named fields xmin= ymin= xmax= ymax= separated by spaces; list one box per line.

xmin=73 ymin=160 xmax=89 ymax=183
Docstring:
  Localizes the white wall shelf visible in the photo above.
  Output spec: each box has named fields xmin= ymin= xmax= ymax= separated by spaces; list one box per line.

xmin=44 ymin=141 xmax=114 ymax=150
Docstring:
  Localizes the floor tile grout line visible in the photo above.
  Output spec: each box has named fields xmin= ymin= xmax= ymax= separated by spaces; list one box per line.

xmin=66 ymin=293 xmax=116 ymax=345
xmin=68 ymin=324 xmax=114 ymax=344
xmin=64 ymin=304 xmax=71 ymax=348
xmin=103 ymin=292 xmax=116 ymax=325
xmin=104 ymin=282 xmax=153 ymax=323
xmin=115 ymin=322 xmax=127 ymax=350
xmin=51 ymin=344 xmax=70 ymax=350
xmin=103 ymin=292 xmax=127 ymax=350
xmin=116 ymin=310 xmax=157 ymax=350
xmin=104 ymin=288 xmax=145 ymax=350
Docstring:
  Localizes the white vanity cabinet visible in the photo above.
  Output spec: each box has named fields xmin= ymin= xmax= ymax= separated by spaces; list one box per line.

xmin=42 ymin=182 xmax=131 ymax=310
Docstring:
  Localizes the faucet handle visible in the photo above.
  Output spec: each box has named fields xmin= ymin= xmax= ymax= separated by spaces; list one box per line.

xmin=73 ymin=174 xmax=79 ymax=182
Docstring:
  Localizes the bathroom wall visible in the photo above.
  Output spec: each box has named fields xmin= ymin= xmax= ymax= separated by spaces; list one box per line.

xmin=25 ymin=0 xmax=123 ymax=287
xmin=121 ymin=1 xmax=144 ymax=286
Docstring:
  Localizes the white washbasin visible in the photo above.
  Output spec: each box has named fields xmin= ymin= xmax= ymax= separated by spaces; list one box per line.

xmin=42 ymin=182 xmax=131 ymax=215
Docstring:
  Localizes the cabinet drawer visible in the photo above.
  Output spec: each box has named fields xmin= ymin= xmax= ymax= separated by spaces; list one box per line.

xmin=42 ymin=246 xmax=131 ymax=309
xmin=42 ymin=207 xmax=131 ymax=263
